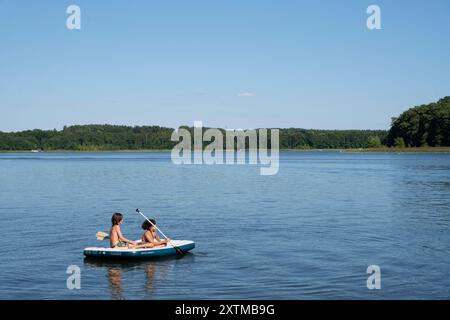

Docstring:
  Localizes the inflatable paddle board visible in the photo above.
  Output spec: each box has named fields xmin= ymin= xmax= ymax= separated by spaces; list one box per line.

xmin=84 ymin=240 xmax=195 ymax=259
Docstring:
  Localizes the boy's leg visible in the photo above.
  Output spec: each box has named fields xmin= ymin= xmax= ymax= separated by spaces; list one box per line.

xmin=134 ymin=243 xmax=154 ymax=249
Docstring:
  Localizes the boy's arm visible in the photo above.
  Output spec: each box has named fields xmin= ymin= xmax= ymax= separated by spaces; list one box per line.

xmin=117 ymin=226 xmax=137 ymax=245
xmin=153 ymin=230 xmax=162 ymax=242
xmin=155 ymin=232 xmax=168 ymax=244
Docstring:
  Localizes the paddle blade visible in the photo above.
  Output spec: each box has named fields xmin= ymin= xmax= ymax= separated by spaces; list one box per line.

xmin=96 ymin=231 xmax=109 ymax=240
xmin=169 ymin=241 xmax=186 ymax=256
xmin=174 ymin=246 xmax=186 ymax=256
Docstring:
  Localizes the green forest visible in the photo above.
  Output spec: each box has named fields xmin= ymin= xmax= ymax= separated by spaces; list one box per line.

xmin=0 ymin=125 xmax=387 ymax=151
xmin=387 ymin=96 xmax=450 ymax=147
xmin=0 ymin=97 xmax=448 ymax=151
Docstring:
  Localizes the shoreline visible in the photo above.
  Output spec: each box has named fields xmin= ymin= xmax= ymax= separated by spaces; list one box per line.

xmin=1 ymin=147 xmax=450 ymax=154
xmin=340 ymin=147 xmax=450 ymax=153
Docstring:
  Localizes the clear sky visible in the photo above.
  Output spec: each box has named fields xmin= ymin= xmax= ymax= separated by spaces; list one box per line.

xmin=0 ymin=0 xmax=449 ymax=132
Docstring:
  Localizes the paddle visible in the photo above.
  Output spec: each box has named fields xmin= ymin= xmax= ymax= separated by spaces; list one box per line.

xmin=136 ymin=208 xmax=186 ymax=256
xmin=96 ymin=231 xmax=109 ymax=240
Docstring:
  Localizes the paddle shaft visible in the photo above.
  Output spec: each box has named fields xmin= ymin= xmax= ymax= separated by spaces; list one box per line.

xmin=136 ymin=209 xmax=184 ymax=255
xmin=137 ymin=210 xmax=171 ymax=240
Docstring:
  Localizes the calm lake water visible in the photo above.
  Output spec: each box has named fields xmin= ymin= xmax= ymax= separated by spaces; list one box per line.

xmin=0 ymin=151 xmax=449 ymax=299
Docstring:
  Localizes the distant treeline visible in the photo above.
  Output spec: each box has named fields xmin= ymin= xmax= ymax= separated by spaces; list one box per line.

xmin=0 ymin=97 xmax=448 ymax=151
xmin=0 ymin=125 xmax=388 ymax=151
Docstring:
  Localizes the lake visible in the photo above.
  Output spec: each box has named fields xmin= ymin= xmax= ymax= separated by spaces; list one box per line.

xmin=0 ymin=151 xmax=449 ymax=299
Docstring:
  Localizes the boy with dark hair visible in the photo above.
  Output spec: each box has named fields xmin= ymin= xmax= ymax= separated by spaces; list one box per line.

xmin=110 ymin=213 xmax=137 ymax=248
xmin=140 ymin=219 xmax=168 ymax=248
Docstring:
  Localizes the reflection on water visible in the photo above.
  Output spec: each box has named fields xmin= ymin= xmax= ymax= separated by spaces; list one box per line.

xmin=108 ymin=268 xmax=123 ymax=300
xmin=145 ymin=264 xmax=156 ymax=296
xmin=144 ymin=263 xmax=171 ymax=295
xmin=83 ymin=257 xmax=179 ymax=299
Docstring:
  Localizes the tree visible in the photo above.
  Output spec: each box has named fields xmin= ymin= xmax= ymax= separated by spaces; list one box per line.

xmin=367 ymin=135 xmax=382 ymax=148
xmin=387 ymin=96 xmax=450 ymax=147
xmin=393 ymin=137 xmax=406 ymax=148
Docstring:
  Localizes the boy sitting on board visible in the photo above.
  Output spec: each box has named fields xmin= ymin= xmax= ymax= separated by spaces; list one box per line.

xmin=110 ymin=212 xmax=137 ymax=248
xmin=137 ymin=219 xmax=169 ymax=248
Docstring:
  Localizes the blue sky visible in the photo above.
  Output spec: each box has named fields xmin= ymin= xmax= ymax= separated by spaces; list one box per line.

xmin=0 ymin=0 xmax=449 ymax=132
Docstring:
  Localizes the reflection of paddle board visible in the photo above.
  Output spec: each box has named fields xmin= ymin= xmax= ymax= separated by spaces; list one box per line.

xmin=84 ymin=240 xmax=195 ymax=259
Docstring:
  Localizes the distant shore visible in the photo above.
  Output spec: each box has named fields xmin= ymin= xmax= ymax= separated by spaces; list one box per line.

xmin=0 ymin=149 xmax=173 ymax=153
xmin=341 ymin=146 xmax=450 ymax=153
xmin=2 ymin=147 xmax=450 ymax=154
xmin=287 ymin=147 xmax=450 ymax=153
